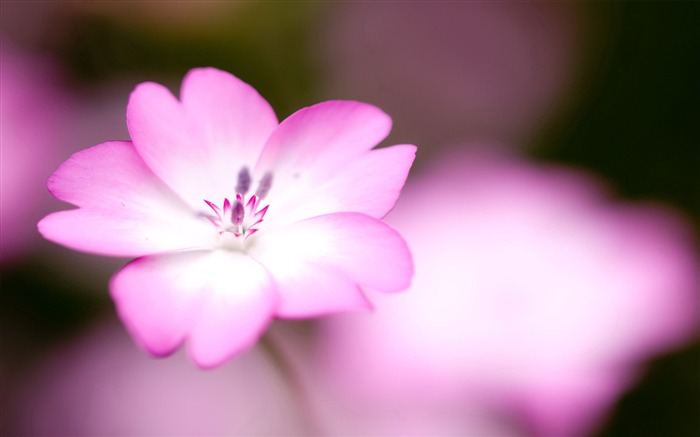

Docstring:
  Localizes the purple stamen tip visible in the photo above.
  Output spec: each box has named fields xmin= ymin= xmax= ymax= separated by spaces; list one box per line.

xmin=255 ymin=172 xmax=273 ymax=199
xmin=236 ymin=167 xmax=251 ymax=195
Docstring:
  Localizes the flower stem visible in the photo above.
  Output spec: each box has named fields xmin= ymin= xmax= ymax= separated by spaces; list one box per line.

xmin=259 ymin=328 xmax=321 ymax=435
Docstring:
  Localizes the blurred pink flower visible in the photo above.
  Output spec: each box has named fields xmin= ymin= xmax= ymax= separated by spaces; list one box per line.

xmin=39 ymin=67 xmax=415 ymax=368
xmin=0 ymin=42 xmax=68 ymax=263
xmin=19 ymin=322 xmax=307 ymax=436
xmin=317 ymin=152 xmax=698 ymax=436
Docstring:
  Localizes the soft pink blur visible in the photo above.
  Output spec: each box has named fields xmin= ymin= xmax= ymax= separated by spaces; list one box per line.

xmin=19 ymin=321 xmax=307 ymax=436
xmin=0 ymin=43 xmax=69 ymax=262
xmin=316 ymin=151 xmax=699 ymax=436
xmin=319 ymin=2 xmax=583 ymax=149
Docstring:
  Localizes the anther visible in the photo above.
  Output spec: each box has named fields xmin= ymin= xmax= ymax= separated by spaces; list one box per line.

xmin=236 ymin=167 xmax=252 ymax=195
xmin=255 ymin=172 xmax=273 ymax=199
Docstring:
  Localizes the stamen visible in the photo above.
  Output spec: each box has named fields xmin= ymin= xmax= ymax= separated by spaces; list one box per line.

xmin=246 ymin=194 xmax=258 ymax=211
xmin=236 ymin=167 xmax=251 ymax=195
xmin=202 ymin=191 xmax=270 ymax=243
xmin=223 ymin=198 xmax=232 ymax=218
xmin=256 ymin=172 xmax=273 ymax=199
xmin=254 ymin=205 xmax=269 ymax=220
xmin=204 ymin=200 xmax=222 ymax=218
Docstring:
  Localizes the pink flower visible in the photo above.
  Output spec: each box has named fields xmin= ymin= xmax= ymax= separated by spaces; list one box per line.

xmin=38 ymin=67 xmax=415 ymax=368
xmin=20 ymin=321 xmax=307 ymax=435
xmin=317 ymin=152 xmax=698 ymax=436
xmin=1 ymin=43 xmax=68 ymax=263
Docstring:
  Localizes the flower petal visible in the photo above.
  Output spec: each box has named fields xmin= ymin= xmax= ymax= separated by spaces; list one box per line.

xmin=267 ymin=262 xmax=372 ymax=318
xmin=271 ymin=145 xmax=416 ymax=226
xmin=187 ymin=256 xmax=277 ymax=369
xmin=250 ymin=212 xmax=413 ymax=317
xmin=38 ymin=141 xmax=215 ymax=257
xmin=110 ymin=252 xmax=205 ymax=357
xmin=256 ymin=100 xmax=392 ymax=171
xmin=180 ymin=68 xmax=279 ymax=167
xmin=110 ymin=251 xmax=277 ymax=369
xmin=253 ymin=101 xmax=414 ymax=224
xmin=127 ymin=68 xmax=278 ymax=208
